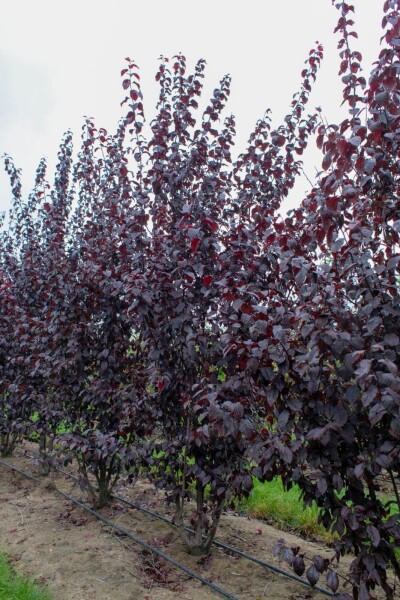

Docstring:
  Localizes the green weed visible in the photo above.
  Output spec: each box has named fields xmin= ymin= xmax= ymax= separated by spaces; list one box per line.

xmin=241 ymin=478 xmax=336 ymax=543
xmin=0 ymin=553 xmax=54 ymax=600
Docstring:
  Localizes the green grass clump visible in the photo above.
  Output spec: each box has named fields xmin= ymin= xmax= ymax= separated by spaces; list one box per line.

xmin=0 ymin=553 xmax=54 ymax=600
xmin=241 ymin=478 xmax=336 ymax=543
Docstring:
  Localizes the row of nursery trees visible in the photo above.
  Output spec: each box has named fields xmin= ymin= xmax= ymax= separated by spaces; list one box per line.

xmin=1 ymin=1 xmax=399 ymax=598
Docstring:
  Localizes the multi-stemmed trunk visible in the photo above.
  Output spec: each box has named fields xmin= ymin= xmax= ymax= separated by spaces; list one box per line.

xmin=175 ymin=481 xmax=223 ymax=556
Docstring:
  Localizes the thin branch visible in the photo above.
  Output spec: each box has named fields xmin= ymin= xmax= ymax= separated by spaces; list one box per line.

xmin=8 ymin=499 xmax=24 ymax=525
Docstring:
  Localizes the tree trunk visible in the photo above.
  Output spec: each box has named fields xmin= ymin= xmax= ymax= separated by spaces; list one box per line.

xmin=176 ymin=481 xmax=223 ymax=556
xmin=0 ymin=433 xmax=15 ymax=457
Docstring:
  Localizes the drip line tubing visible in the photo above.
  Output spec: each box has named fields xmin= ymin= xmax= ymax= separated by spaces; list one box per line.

xmin=0 ymin=459 xmax=238 ymax=600
xmin=56 ymin=467 xmax=334 ymax=597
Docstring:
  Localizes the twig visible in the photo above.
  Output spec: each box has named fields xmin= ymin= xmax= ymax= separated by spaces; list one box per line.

xmin=111 ymin=529 xmax=147 ymax=577
xmin=97 ymin=544 xmax=137 ymax=572
xmin=112 ymin=531 xmax=136 ymax=554
xmin=230 ymin=532 xmax=246 ymax=543
xmin=8 ymin=499 xmax=24 ymax=525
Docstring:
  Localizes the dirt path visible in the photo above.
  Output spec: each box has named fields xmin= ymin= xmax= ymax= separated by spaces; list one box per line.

xmin=0 ymin=452 xmax=349 ymax=600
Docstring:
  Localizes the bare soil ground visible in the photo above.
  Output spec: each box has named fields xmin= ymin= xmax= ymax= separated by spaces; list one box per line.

xmin=0 ymin=449 xmax=352 ymax=600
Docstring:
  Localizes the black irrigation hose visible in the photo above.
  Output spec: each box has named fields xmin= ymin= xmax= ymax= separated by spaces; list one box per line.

xmin=0 ymin=459 xmax=238 ymax=600
xmin=56 ymin=467 xmax=334 ymax=597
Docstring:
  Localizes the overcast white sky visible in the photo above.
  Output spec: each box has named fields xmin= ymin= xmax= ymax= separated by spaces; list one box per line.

xmin=0 ymin=0 xmax=383 ymax=215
